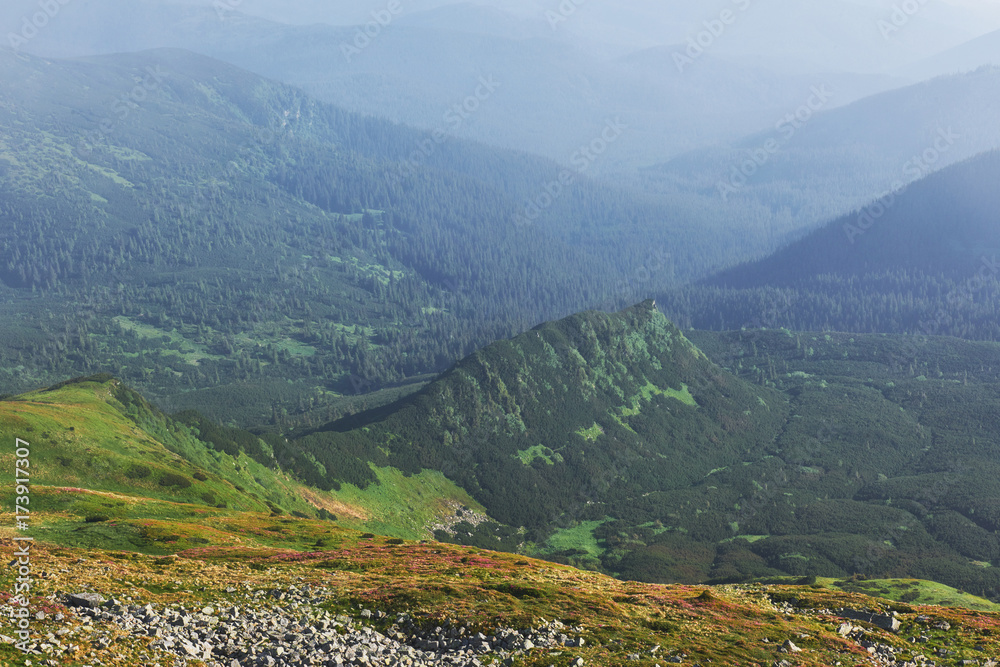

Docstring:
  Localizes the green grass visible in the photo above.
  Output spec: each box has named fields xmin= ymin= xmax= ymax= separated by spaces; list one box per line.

xmin=540 ymin=519 xmax=609 ymax=559
xmin=575 ymin=423 xmax=604 ymax=442
xmin=329 ymin=465 xmax=487 ymax=540
xmin=515 ymin=444 xmax=563 ymax=466
xmin=0 ymin=377 xmax=481 ymax=548
xmin=112 ymin=316 xmax=223 ymax=365
xmin=821 ymin=577 xmax=1000 ymax=612
xmin=618 ymin=381 xmax=696 ymax=418
xmin=721 ymin=534 xmax=769 ymax=544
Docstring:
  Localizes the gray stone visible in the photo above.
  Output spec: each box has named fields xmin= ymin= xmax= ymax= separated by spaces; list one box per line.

xmin=836 ymin=608 xmax=901 ymax=633
xmin=66 ymin=593 xmax=105 ymax=609
xmin=782 ymin=639 xmax=801 ymax=653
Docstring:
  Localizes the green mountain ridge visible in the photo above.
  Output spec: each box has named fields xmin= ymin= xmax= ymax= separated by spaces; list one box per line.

xmin=706 ymin=148 xmax=1000 ymax=288
xmin=294 ymin=300 xmax=784 ymax=534
xmin=7 ymin=298 xmax=1000 ymax=603
xmin=276 ymin=302 xmax=1000 ymax=599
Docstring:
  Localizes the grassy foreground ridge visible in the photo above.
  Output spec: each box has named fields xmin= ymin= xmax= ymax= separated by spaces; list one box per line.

xmin=0 ymin=374 xmax=998 ymax=664
xmin=7 ymin=536 xmax=1000 ymax=665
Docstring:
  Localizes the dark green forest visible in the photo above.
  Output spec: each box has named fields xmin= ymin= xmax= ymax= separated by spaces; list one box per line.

xmin=253 ymin=300 xmax=1000 ymax=601
xmin=0 ymin=48 xmax=777 ymax=428
xmin=662 ymin=150 xmax=1000 ymax=338
xmin=4 ymin=49 xmax=998 ymax=432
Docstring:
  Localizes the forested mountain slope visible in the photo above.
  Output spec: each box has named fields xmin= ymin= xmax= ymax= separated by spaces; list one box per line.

xmin=0 ymin=47 xmax=728 ymax=425
xmin=709 ymin=149 xmax=1000 ymax=286
xmin=657 ymin=149 xmax=1000 ymax=337
xmin=285 ymin=301 xmax=1000 ymax=599
xmin=12 ymin=303 xmax=1000 ymax=600
xmin=292 ymin=300 xmax=784 ymax=531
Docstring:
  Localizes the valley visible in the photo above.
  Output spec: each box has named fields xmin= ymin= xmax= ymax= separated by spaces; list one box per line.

xmin=4 ymin=2 xmax=1000 ymax=664
xmin=6 ymin=311 xmax=1000 ymax=664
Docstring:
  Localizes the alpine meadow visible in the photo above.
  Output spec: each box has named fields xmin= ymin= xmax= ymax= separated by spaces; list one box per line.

xmin=3 ymin=2 xmax=1000 ymax=666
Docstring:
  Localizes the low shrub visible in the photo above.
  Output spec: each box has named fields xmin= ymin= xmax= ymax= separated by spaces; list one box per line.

xmin=126 ymin=464 xmax=151 ymax=480
xmin=159 ymin=473 xmax=192 ymax=488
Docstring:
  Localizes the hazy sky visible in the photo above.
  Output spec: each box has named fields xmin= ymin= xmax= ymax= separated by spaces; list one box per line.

xmin=155 ymin=0 xmax=1000 ymax=32
xmin=5 ymin=0 xmax=1000 ymax=75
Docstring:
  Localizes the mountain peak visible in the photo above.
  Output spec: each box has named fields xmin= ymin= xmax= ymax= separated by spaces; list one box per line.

xmin=299 ymin=301 xmax=785 ymax=536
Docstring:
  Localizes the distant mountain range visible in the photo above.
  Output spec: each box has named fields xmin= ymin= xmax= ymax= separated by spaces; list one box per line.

xmin=649 ymin=148 xmax=1000 ymax=340
xmin=3 ymin=0 xmax=903 ymax=169
xmin=636 ymin=67 xmax=1000 ymax=252
xmin=903 ymin=29 xmax=1000 ymax=79
xmin=708 ymin=149 xmax=1000 ymax=288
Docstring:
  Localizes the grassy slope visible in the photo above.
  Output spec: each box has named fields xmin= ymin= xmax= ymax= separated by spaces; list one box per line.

xmin=821 ymin=578 xmax=1000 ymax=613
xmin=0 ymin=377 xmax=486 ymax=549
xmin=3 ymin=378 xmax=1000 ymax=665
xmin=6 ymin=533 xmax=1000 ymax=666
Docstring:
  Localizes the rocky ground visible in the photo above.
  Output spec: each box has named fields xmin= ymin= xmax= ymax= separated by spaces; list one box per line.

xmin=10 ymin=585 xmax=588 ymax=667
xmin=10 ymin=586 xmax=1000 ymax=667
xmin=8 ymin=542 xmax=1000 ymax=666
